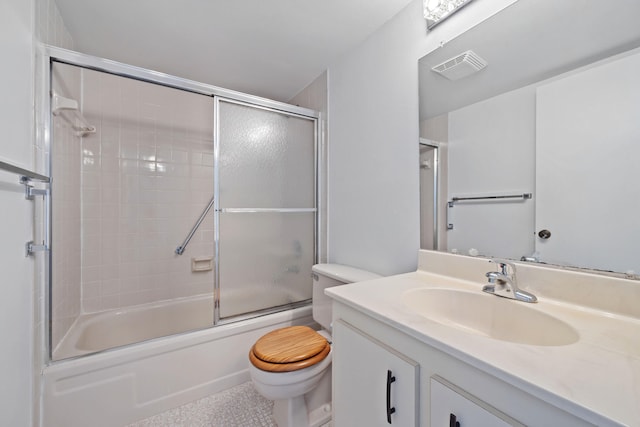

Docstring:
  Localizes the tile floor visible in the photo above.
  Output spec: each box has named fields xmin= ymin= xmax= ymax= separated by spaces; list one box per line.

xmin=127 ymin=382 xmax=276 ymax=427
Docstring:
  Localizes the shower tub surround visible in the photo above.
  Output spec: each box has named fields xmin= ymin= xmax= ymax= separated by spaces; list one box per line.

xmin=78 ymin=67 xmax=216 ymax=314
xmin=42 ymin=47 xmax=321 ymax=427
xmin=51 ymin=63 xmax=216 ymax=356
xmin=50 ymin=57 xmax=318 ymax=359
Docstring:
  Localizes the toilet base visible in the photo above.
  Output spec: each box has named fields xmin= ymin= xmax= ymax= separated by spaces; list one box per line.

xmin=308 ymin=402 xmax=332 ymax=427
xmin=273 ymin=396 xmax=307 ymax=427
xmin=272 ymin=397 xmax=332 ymax=427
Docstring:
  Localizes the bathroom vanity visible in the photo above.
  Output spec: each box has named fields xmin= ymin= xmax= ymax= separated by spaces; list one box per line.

xmin=327 ymin=250 xmax=640 ymax=427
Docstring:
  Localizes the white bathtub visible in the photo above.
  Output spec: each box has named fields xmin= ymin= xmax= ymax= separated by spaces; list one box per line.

xmin=54 ymin=295 xmax=216 ymax=360
xmin=42 ymin=300 xmax=314 ymax=427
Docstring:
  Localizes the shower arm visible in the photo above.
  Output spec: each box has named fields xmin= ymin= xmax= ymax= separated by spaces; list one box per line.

xmin=175 ymin=195 xmax=215 ymax=255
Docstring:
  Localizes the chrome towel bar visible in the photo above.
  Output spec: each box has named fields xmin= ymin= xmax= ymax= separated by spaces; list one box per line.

xmin=0 ymin=160 xmax=50 ymax=183
xmin=0 ymin=160 xmax=51 ymax=256
xmin=450 ymin=193 xmax=532 ymax=203
xmin=447 ymin=192 xmax=532 ymax=230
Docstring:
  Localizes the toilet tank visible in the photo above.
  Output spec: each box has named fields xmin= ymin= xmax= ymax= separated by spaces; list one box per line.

xmin=311 ymin=263 xmax=381 ymax=331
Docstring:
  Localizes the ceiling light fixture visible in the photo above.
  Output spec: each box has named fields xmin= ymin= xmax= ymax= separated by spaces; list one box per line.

xmin=424 ymin=0 xmax=476 ymax=29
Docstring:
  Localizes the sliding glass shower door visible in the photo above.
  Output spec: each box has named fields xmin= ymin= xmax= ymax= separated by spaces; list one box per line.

xmin=48 ymin=55 xmax=319 ymax=360
xmin=215 ymin=99 xmax=317 ymax=319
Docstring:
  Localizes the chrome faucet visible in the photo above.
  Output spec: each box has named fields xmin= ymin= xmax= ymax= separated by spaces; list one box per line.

xmin=483 ymin=259 xmax=537 ymax=303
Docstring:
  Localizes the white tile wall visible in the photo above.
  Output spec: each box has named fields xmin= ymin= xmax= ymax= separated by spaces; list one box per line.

xmin=50 ymin=63 xmax=83 ymax=349
xmin=78 ymin=68 xmax=215 ymax=313
xmin=35 ymin=0 xmax=74 ymax=50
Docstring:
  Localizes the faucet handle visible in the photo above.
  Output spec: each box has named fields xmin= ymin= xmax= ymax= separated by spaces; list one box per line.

xmin=488 ymin=258 xmax=516 ymax=275
xmin=485 ymin=271 xmax=500 ymax=283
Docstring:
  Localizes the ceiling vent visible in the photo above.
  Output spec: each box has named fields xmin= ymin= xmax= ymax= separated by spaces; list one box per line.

xmin=431 ymin=50 xmax=487 ymax=81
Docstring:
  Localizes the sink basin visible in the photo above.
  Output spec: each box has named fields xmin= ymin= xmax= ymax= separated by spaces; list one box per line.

xmin=402 ymin=288 xmax=579 ymax=346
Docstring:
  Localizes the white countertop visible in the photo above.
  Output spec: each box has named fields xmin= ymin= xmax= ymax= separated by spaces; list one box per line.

xmin=326 ymin=269 xmax=640 ymax=427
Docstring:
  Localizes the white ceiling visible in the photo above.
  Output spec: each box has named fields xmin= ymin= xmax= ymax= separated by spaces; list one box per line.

xmin=419 ymin=0 xmax=640 ymax=120
xmin=55 ymin=0 xmax=416 ymax=102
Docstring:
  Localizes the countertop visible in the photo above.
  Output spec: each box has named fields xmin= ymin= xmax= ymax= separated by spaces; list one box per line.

xmin=326 ymin=269 xmax=640 ymax=427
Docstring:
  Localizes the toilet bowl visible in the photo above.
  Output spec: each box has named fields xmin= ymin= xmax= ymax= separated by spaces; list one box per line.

xmin=248 ymin=264 xmax=381 ymax=427
xmin=248 ymin=327 xmax=333 ymax=427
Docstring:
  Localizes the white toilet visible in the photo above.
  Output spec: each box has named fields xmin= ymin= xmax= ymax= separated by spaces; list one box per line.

xmin=248 ymin=263 xmax=381 ymax=427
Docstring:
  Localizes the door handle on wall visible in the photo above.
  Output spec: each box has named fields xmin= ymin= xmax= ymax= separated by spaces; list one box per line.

xmin=538 ymin=229 xmax=551 ymax=239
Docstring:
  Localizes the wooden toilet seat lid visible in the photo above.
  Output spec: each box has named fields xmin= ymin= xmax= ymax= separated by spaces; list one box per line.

xmin=249 ymin=326 xmax=330 ymax=372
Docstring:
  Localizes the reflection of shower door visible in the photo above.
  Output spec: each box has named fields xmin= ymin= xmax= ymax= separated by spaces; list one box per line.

xmin=419 ymin=141 xmax=439 ymax=250
xmin=214 ymin=98 xmax=317 ymax=320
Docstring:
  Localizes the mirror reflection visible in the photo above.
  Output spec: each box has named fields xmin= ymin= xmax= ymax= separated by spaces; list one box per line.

xmin=418 ymin=0 xmax=640 ymax=275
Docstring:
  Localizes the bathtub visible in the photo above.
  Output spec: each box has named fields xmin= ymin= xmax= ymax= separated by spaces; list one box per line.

xmin=53 ymin=295 xmax=216 ymax=360
xmin=42 ymin=301 xmax=314 ymax=427
xmin=53 ymin=288 xmax=308 ymax=360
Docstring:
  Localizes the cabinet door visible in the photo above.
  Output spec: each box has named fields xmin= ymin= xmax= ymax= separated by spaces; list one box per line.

xmin=333 ymin=320 xmax=419 ymax=427
xmin=431 ymin=377 xmax=524 ymax=427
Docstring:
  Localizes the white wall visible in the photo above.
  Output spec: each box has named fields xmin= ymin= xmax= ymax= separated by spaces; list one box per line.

xmin=0 ymin=1 xmax=35 ymax=425
xmin=447 ymin=86 xmax=536 ymax=259
xmin=327 ymin=0 xmax=518 ymax=276
xmin=0 ymin=0 xmax=74 ymax=424
xmin=536 ymin=49 xmax=640 ymax=273
xmin=289 ymin=71 xmax=329 ymax=263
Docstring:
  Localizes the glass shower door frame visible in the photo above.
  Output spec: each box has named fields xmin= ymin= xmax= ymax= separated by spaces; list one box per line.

xmin=42 ymin=46 xmax=321 ymax=361
xmin=212 ymin=96 xmax=319 ymax=325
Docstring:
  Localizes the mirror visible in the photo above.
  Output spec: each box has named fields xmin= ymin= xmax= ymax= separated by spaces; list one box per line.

xmin=418 ymin=0 xmax=640 ymax=276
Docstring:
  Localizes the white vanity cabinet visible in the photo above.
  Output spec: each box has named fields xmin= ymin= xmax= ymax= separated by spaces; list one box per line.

xmin=330 ymin=302 xmax=595 ymax=427
xmin=332 ymin=320 xmax=419 ymax=427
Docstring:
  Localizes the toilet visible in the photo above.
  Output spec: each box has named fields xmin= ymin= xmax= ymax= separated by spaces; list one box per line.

xmin=248 ymin=263 xmax=381 ymax=427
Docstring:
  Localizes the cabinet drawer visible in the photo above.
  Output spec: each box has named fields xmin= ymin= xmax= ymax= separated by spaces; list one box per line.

xmin=431 ymin=377 xmax=524 ymax=427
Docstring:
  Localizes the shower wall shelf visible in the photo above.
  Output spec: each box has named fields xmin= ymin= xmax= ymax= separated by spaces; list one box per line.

xmin=446 ymin=192 xmax=532 ymax=230
xmin=0 ymin=160 xmax=50 ymax=256
xmin=51 ymin=91 xmax=96 ymax=136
